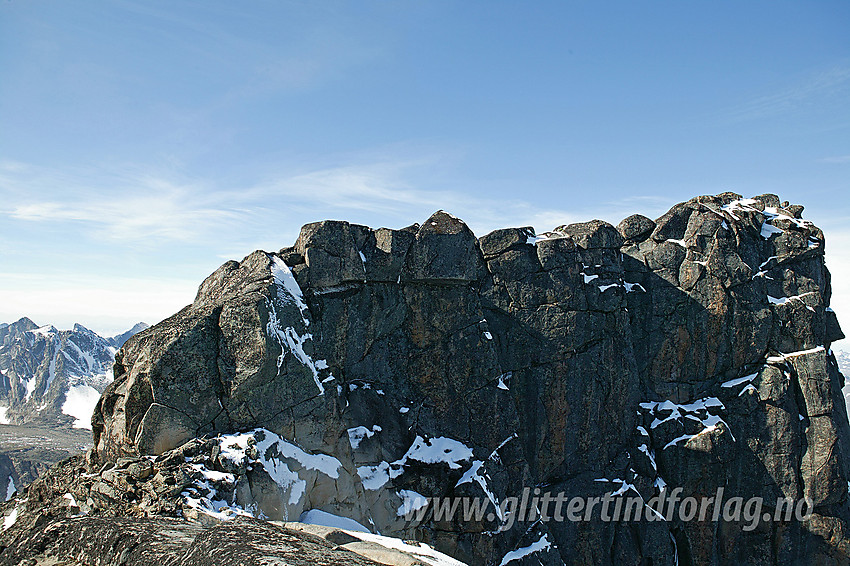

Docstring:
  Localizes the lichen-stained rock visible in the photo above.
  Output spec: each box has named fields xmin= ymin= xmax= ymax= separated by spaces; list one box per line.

xmin=295 ymin=220 xmax=368 ymax=288
xmin=479 ymin=226 xmax=535 ymax=258
xmin=556 ymin=219 xmax=624 ymax=250
xmin=403 ymin=210 xmax=484 ymax=282
xmin=617 ymin=214 xmax=656 ymax=243
xmin=0 ymin=514 xmax=417 ymax=566
xmin=13 ymin=194 xmax=848 ymax=566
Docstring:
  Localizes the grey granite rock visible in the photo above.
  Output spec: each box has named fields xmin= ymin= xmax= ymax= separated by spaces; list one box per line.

xmin=6 ymin=194 xmax=848 ymax=566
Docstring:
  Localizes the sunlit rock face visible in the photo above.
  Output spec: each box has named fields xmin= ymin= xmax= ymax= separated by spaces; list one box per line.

xmin=38 ymin=194 xmax=849 ymax=565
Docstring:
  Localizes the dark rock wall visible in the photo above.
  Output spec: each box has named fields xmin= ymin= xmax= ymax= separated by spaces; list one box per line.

xmin=87 ymin=194 xmax=848 ymax=565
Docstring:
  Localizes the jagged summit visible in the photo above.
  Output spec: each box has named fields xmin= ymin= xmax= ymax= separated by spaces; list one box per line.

xmin=0 ymin=320 xmax=148 ymax=429
xmin=110 ymin=322 xmax=150 ymax=349
xmin=2 ymin=193 xmax=848 ymax=566
xmin=7 ymin=317 xmax=37 ymax=332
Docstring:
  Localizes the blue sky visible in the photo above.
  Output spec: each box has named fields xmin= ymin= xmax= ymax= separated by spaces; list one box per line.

xmin=0 ymin=1 xmax=848 ymax=340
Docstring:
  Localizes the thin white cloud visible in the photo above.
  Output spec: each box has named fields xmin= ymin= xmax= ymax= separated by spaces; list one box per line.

xmin=819 ymin=155 xmax=850 ymax=164
xmin=725 ymin=64 xmax=850 ymax=123
xmin=0 ymin=160 xmax=594 ymax=246
xmin=8 ymin=186 xmax=246 ymax=243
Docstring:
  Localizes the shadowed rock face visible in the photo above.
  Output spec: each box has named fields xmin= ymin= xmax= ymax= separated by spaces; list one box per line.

xmin=5 ymin=194 xmax=848 ymax=566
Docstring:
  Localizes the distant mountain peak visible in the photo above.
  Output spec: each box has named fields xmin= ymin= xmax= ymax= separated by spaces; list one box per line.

xmin=7 ymin=317 xmax=38 ymax=332
xmin=0 ymin=319 xmax=148 ymax=429
xmin=72 ymin=323 xmax=95 ymax=334
xmin=129 ymin=322 xmax=150 ymax=333
xmin=109 ymin=322 xmax=149 ymax=349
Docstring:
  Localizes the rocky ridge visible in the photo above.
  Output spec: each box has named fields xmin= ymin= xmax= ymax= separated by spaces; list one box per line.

xmin=1 ymin=193 xmax=847 ymax=565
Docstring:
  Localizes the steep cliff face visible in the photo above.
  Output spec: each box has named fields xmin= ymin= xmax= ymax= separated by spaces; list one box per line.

xmin=4 ymin=193 xmax=847 ymax=565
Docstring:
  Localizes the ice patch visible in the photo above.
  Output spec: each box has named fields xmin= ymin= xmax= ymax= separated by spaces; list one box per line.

xmin=23 ymin=376 xmax=37 ymax=402
xmin=266 ymin=255 xmax=333 ymax=395
xmin=0 ymin=406 xmax=8 ymax=425
xmin=500 ymin=533 xmax=552 ymax=566
xmin=664 ymin=434 xmax=696 ymax=449
xmin=739 ymin=384 xmax=757 ymax=396
xmin=28 ymin=325 xmax=57 ymax=337
xmin=767 ymin=345 xmax=825 ymax=363
xmin=640 ymin=397 xmax=734 ymax=442
xmin=270 ymin=255 xmax=308 ymax=318
xmin=637 ymin=443 xmax=656 ymax=471
xmin=212 ymin=428 xmax=342 ymax=508
xmin=397 ymin=489 xmax=429 ymax=517
xmin=489 ymin=434 xmax=517 ymax=461
xmin=43 ymin=345 xmax=60 ymax=397
xmin=722 ymin=199 xmax=812 ymax=240
xmin=300 ymin=509 xmax=370 ymax=532
xmin=62 ymin=383 xmax=102 ymax=429
xmin=357 ymin=461 xmax=399 ymax=491
xmin=259 ymin=431 xmax=341 ymax=479
xmin=3 ymin=505 xmax=17 ymax=531
xmin=357 ymin=435 xmax=474 ymax=491
xmin=404 ymin=436 xmax=473 ymax=468
xmin=5 ymin=476 xmax=15 ymax=501
xmin=182 ymin=476 xmax=256 ymax=521
xmin=347 ymin=425 xmax=382 ymax=450
xmin=624 ymin=282 xmax=646 ymax=293
xmin=347 ymin=530 xmax=468 ymax=566
xmin=761 ymin=223 xmax=783 ymax=238
xmin=526 ymin=228 xmax=558 ymax=246
xmin=456 ymin=460 xmax=503 ymax=520
xmin=721 ymin=373 xmax=758 ymax=388
xmin=265 ymin=311 xmax=325 ymax=395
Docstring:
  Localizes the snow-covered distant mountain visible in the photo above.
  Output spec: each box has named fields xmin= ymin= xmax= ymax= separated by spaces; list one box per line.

xmin=836 ymin=349 xmax=850 ymax=418
xmin=0 ymin=318 xmax=147 ymax=429
xmin=837 ymin=349 xmax=850 ymax=376
xmin=110 ymin=322 xmax=150 ymax=348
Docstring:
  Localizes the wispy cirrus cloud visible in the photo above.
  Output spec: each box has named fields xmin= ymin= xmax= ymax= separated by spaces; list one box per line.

xmin=818 ymin=154 xmax=850 ymax=164
xmin=5 ymin=181 xmax=248 ymax=243
xmin=1 ymin=159 xmax=606 ymax=249
xmin=724 ymin=64 xmax=850 ymax=123
xmin=0 ymin=153 xmax=680 ymax=263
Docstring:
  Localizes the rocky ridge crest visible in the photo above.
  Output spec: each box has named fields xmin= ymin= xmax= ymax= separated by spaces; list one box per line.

xmin=2 ymin=193 xmax=848 ymax=565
